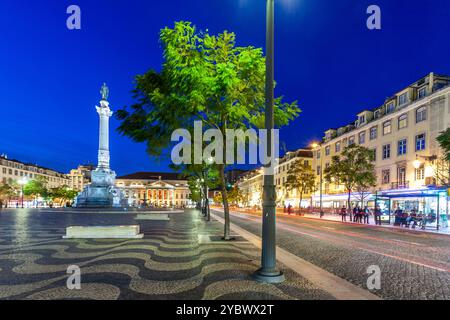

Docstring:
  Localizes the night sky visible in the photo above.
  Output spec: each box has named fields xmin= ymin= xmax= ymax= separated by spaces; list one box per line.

xmin=1 ymin=0 xmax=450 ymax=175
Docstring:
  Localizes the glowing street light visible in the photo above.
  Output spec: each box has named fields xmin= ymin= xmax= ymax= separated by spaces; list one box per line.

xmin=18 ymin=177 xmax=29 ymax=209
xmin=413 ymin=158 xmax=422 ymax=170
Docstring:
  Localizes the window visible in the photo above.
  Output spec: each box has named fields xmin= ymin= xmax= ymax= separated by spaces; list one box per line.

xmin=335 ymin=142 xmax=341 ymax=153
xmin=416 ymin=134 xmax=426 ymax=151
xmin=415 ymin=166 xmax=425 ymax=180
xmin=399 ymin=93 xmax=408 ymax=105
xmin=398 ymin=114 xmax=408 ymax=129
xmin=386 ymin=102 xmax=395 ymax=114
xmin=416 ymin=106 xmax=427 ymax=123
xmin=383 ymin=121 xmax=392 ymax=135
xmin=371 ymin=148 xmax=377 ymax=161
xmin=317 ymin=166 xmax=321 ymax=175
xmin=316 ymin=151 xmax=321 ymax=159
xmin=370 ymin=126 xmax=378 ymax=140
xmin=325 ymin=146 xmax=330 ymax=156
xmin=398 ymin=139 xmax=407 ymax=155
xmin=382 ymin=144 xmax=391 ymax=159
xmin=374 ymin=110 xmax=380 ymax=119
xmin=382 ymin=169 xmax=390 ymax=184
xmin=348 ymin=136 xmax=355 ymax=145
xmin=359 ymin=131 xmax=366 ymax=144
xmin=418 ymin=87 xmax=427 ymax=99
xmin=359 ymin=115 xmax=365 ymax=124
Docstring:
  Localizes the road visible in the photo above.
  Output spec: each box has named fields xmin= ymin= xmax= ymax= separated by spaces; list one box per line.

xmin=212 ymin=208 xmax=450 ymax=300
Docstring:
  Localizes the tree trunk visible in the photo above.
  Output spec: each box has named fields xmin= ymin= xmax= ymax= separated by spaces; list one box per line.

xmin=219 ymin=164 xmax=231 ymax=240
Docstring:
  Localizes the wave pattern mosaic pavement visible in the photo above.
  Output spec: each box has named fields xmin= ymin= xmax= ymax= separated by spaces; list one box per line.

xmin=0 ymin=209 xmax=334 ymax=300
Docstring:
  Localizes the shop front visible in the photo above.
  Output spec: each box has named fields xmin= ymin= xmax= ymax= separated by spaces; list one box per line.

xmin=375 ymin=187 xmax=449 ymax=231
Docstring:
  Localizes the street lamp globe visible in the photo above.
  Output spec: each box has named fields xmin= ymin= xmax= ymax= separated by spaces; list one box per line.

xmin=413 ymin=159 xmax=422 ymax=169
xmin=18 ymin=177 xmax=29 ymax=186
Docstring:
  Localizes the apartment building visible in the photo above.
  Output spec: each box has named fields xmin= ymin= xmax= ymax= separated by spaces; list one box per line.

xmin=311 ymin=72 xmax=450 ymax=229
xmin=68 ymin=164 xmax=95 ymax=191
xmin=0 ymin=154 xmax=69 ymax=189
xmin=237 ymin=148 xmax=314 ymax=208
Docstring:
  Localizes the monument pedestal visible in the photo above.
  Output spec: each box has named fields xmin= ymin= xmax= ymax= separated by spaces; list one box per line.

xmin=75 ymin=168 xmax=126 ymax=208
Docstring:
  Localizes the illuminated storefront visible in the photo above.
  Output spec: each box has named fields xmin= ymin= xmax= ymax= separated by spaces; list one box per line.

xmin=375 ymin=187 xmax=448 ymax=230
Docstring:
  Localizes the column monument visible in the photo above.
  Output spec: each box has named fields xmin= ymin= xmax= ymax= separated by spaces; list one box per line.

xmin=75 ymin=83 xmax=126 ymax=208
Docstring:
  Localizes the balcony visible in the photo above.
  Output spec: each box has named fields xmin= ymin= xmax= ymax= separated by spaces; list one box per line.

xmin=390 ymin=181 xmax=409 ymax=190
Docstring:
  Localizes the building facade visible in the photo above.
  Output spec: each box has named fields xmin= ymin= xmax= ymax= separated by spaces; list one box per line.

xmin=311 ymin=72 xmax=450 ymax=228
xmin=68 ymin=164 xmax=95 ymax=191
xmin=115 ymin=172 xmax=191 ymax=208
xmin=0 ymin=154 xmax=70 ymax=188
xmin=237 ymin=148 xmax=314 ymax=208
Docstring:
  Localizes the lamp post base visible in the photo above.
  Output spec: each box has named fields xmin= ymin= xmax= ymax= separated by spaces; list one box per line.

xmin=252 ymin=268 xmax=285 ymax=284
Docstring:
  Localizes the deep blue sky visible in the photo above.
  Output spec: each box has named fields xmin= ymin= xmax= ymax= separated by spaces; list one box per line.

xmin=1 ymin=0 xmax=450 ymax=175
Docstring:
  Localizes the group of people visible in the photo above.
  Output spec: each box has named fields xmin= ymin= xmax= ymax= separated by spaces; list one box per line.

xmin=392 ymin=207 xmax=435 ymax=229
xmin=339 ymin=205 xmax=383 ymax=225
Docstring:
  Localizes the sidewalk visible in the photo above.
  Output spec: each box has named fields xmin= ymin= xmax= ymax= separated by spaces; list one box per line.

xmin=299 ymin=212 xmax=450 ymax=235
xmin=228 ymin=207 xmax=450 ymax=236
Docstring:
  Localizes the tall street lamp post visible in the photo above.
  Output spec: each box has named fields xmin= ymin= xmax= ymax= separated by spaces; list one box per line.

xmin=253 ymin=0 xmax=285 ymax=284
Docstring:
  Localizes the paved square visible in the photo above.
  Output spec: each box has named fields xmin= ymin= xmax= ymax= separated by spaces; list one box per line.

xmin=0 ymin=209 xmax=333 ymax=300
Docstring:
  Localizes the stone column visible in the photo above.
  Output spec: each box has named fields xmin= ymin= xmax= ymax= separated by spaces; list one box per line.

xmin=96 ymin=100 xmax=113 ymax=170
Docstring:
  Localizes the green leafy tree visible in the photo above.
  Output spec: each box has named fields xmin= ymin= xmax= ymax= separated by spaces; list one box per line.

xmin=285 ymin=160 xmax=316 ymax=210
xmin=324 ymin=145 xmax=376 ymax=217
xmin=23 ymin=176 xmax=48 ymax=200
xmin=227 ymin=185 xmax=244 ymax=207
xmin=436 ymin=129 xmax=450 ymax=186
xmin=48 ymin=186 xmax=78 ymax=206
xmin=0 ymin=183 xmax=18 ymax=208
xmin=116 ymin=21 xmax=300 ymax=239
xmin=437 ymin=129 xmax=450 ymax=161
xmin=213 ymin=192 xmax=223 ymax=204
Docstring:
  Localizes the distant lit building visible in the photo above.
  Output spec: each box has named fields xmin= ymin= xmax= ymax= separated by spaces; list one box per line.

xmin=68 ymin=164 xmax=95 ymax=191
xmin=0 ymin=154 xmax=69 ymax=188
xmin=237 ymin=148 xmax=314 ymax=208
xmin=116 ymin=172 xmax=191 ymax=208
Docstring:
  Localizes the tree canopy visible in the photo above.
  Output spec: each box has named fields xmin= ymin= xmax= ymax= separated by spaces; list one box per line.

xmin=437 ymin=128 xmax=450 ymax=162
xmin=116 ymin=21 xmax=300 ymax=239
xmin=324 ymin=144 xmax=376 ymax=211
xmin=285 ymin=160 xmax=316 ymax=208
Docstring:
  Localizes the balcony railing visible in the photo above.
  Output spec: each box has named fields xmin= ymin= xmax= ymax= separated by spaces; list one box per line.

xmin=390 ymin=181 xmax=409 ymax=189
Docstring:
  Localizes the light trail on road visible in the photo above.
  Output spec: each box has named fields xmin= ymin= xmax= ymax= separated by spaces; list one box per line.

xmin=219 ymin=210 xmax=450 ymax=273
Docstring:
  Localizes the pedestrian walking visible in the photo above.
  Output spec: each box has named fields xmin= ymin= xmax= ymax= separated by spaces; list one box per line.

xmin=363 ymin=206 xmax=370 ymax=224
xmin=352 ymin=206 xmax=358 ymax=222
xmin=374 ymin=205 xmax=382 ymax=225
xmin=287 ymin=204 xmax=292 ymax=215
xmin=340 ymin=206 xmax=347 ymax=222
